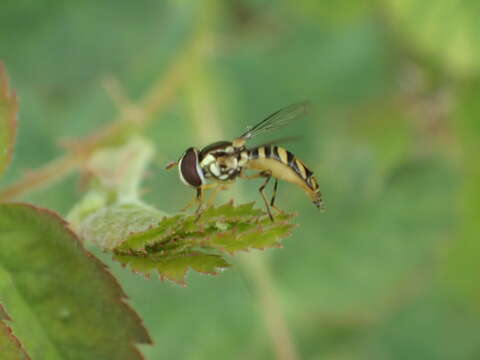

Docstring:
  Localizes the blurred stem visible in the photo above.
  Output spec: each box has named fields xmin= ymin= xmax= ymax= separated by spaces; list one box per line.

xmin=0 ymin=29 xmax=205 ymax=202
xmin=241 ymin=255 xmax=299 ymax=360
xmin=442 ymin=81 xmax=480 ymax=304
xmin=185 ymin=4 xmax=298 ymax=359
xmin=0 ymin=154 xmax=82 ymax=202
xmin=188 ymin=72 xmax=299 ymax=360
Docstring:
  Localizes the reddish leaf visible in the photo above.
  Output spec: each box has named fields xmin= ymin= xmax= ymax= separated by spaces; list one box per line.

xmin=0 ymin=63 xmax=18 ymax=178
xmin=0 ymin=304 xmax=31 ymax=360
xmin=0 ymin=203 xmax=152 ymax=360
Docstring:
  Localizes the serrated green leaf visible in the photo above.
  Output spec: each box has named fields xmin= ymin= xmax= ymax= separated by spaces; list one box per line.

xmin=114 ymin=202 xmax=297 ymax=285
xmin=209 ymin=222 xmax=296 ymax=253
xmin=0 ymin=203 xmax=151 ymax=360
xmin=114 ymin=251 xmax=231 ymax=286
xmin=0 ymin=304 xmax=31 ymax=360
xmin=118 ymin=214 xmax=184 ymax=252
xmin=0 ymin=63 xmax=17 ymax=179
xmin=119 ymin=202 xmax=276 ymax=253
xmin=196 ymin=201 xmax=264 ymax=223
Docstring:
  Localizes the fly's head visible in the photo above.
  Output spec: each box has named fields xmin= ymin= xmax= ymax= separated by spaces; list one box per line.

xmin=166 ymin=141 xmax=242 ymax=186
xmin=166 ymin=147 xmax=206 ymax=188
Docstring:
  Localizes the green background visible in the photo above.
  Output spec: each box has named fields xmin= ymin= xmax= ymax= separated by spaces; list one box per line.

xmin=1 ymin=1 xmax=480 ymax=359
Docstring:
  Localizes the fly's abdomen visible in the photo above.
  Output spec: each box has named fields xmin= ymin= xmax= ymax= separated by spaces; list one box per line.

xmin=248 ymin=145 xmax=324 ymax=210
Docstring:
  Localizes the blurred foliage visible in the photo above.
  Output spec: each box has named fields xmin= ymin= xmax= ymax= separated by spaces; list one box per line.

xmin=1 ymin=0 xmax=479 ymax=359
xmin=385 ymin=0 xmax=480 ymax=77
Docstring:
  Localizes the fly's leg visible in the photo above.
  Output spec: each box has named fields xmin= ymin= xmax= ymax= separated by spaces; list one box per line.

xmin=241 ymin=170 xmax=276 ymax=220
xmin=194 ymin=187 xmax=204 ymax=216
xmin=194 ymin=183 xmax=222 ymax=221
xmin=269 ymin=178 xmax=284 ymax=214
xmin=180 ymin=184 xmax=216 ymax=214
xmin=258 ymin=171 xmax=274 ymax=222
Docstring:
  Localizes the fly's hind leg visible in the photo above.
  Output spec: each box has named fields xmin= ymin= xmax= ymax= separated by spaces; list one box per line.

xmin=269 ymin=178 xmax=284 ymax=214
xmin=241 ymin=170 xmax=276 ymax=221
xmin=258 ymin=171 xmax=274 ymax=222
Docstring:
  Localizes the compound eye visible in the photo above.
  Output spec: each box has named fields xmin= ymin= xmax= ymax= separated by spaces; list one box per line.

xmin=178 ymin=147 xmax=205 ymax=187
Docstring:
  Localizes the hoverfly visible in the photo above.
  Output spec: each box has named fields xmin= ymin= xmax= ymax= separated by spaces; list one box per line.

xmin=166 ymin=101 xmax=325 ymax=220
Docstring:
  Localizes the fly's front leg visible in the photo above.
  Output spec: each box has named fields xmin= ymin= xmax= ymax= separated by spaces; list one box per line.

xmin=194 ymin=186 xmax=204 ymax=215
xmin=194 ymin=183 xmax=221 ymax=221
xmin=180 ymin=184 xmax=216 ymax=214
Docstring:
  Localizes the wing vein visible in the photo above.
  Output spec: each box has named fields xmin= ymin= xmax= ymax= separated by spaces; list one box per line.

xmin=239 ymin=101 xmax=311 ymax=140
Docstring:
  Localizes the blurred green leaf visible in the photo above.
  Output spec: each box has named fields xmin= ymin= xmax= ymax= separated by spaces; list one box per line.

xmin=0 ymin=203 xmax=151 ymax=360
xmin=0 ymin=63 xmax=17 ymax=179
xmin=0 ymin=304 xmax=31 ymax=360
xmin=384 ymin=0 xmax=480 ymax=76
xmin=114 ymin=202 xmax=296 ymax=285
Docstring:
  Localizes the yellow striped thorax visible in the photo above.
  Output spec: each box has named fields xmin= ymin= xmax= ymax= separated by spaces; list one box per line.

xmin=198 ymin=141 xmax=244 ymax=182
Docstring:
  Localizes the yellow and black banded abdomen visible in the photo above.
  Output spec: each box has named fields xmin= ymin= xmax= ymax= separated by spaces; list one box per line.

xmin=247 ymin=145 xmax=324 ymax=209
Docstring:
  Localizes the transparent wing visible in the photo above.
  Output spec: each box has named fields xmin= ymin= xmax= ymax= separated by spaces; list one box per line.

xmin=254 ymin=135 xmax=304 ymax=147
xmin=238 ymin=101 xmax=311 ymax=141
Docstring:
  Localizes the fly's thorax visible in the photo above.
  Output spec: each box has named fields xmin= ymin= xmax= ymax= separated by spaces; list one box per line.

xmin=238 ymin=150 xmax=249 ymax=167
xmin=201 ymin=154 xmax=242 ymax=181
xmin=199 ymin=142 xmax=244 ymax=182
